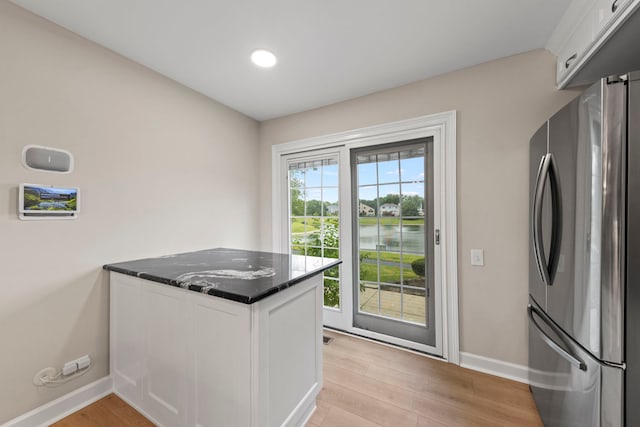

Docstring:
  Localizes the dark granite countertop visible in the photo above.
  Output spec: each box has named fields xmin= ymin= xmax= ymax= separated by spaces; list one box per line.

xmin=103 ymin=248 xmax=341 ymax=304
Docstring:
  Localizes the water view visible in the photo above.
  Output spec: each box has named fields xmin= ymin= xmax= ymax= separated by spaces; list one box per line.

xmin=358 ymin=221 xmax=425 ymax=254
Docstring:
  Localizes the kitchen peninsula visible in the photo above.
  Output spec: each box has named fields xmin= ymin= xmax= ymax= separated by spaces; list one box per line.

xmin=104 ymin=248 xmax=340 ymax=427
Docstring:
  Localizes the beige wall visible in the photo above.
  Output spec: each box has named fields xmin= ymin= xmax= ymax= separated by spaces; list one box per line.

xmin=258 ymin=49 xmax=582 ymax=366
xmin=0 ymin=2 xmax=259 ymax=422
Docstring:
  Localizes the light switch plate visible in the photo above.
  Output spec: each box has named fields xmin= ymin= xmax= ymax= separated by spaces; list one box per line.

xmin=470 ymin=249 xmax=484 ymax=266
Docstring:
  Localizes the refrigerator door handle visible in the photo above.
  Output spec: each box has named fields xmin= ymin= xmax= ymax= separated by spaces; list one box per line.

xmin=532 ymin=155 xmax=551 ymax=285
xmin=528 ymin=304 xmax=587 ymax=371
xmin=546 ymin=154 xmax=562 ymax=286
xmin=532 ymin=153 xmax=562 ymax=287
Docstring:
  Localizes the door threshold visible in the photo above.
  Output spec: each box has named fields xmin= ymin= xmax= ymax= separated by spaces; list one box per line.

xmin=323 ymin=325 xmax=446 ymax=362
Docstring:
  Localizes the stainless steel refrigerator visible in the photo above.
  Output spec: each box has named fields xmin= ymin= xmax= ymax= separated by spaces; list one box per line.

xmin=528 ymin=72 xmax=640 ymax=426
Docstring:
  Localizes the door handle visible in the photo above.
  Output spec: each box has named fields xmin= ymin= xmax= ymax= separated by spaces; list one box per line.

xmin=532 ymin=155 xmax=552 ymax=285
xmin=532 ymin=153 xmax=562 ymax=286
xmin=547 ymin=154 xmax=562 ymax=285
xmin=528 ymin=305 xmax=587 ymax=371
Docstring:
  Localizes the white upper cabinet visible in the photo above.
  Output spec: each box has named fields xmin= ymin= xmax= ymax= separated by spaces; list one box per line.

xmin=549 ymin=0 xmax=640 ymax=88
xmin=592 ymin=0 xmax=628 ymax=38
xmin=556 ymin=16 xmax=591 ymax=82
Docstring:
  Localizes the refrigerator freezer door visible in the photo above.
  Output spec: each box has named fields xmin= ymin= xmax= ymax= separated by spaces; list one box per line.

xmin=528 ymin=299 xmax=623 ymax=427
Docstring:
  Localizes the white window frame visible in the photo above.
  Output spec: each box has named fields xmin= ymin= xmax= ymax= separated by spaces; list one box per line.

xmin=271 ymin=112 xmax=459 ymax=364
xmin=281 ymin=150 xmax=345 ymax=318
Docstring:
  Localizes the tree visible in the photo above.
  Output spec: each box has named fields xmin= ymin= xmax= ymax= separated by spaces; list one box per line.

xmin=379 ymin=193 xmax=400 ymax=205
xmin=289 ymin=176 xmax=304 ymax=216
xmin=305 ymin=199 xmax=323 ymax=216
xmin=401 ymin=195 xmax=424 ymax=217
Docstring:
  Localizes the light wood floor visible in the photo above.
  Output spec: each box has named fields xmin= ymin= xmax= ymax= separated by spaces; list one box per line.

xmin=53 ymin=330 xmax=542 ymax=427
xmin=51 ymin=393 xmax=153 ymax=427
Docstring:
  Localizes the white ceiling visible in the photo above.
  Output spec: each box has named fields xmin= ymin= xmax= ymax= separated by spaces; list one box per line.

xmin=12 ymin=0 xmax=572 ymax=121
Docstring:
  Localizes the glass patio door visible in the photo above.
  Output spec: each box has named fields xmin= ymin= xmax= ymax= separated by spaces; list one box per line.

xmin=352 ymin=139 xmax=435 ymax=346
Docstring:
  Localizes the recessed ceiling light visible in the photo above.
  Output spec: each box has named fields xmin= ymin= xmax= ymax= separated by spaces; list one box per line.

xmin=251 ymin=49 xmax=277 ymax=68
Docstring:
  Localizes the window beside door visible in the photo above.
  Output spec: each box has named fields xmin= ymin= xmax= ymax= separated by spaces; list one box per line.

xmin=287 ymin=157 xmax=341 ymax=308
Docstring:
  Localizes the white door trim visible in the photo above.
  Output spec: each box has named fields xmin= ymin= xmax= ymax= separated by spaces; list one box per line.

xmin=271 ymin=111 xmax=459 ymax=364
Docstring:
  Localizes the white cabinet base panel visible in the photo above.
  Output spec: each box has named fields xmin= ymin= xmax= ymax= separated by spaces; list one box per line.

xmin=109 ymin=272 xmax=323 ymax=427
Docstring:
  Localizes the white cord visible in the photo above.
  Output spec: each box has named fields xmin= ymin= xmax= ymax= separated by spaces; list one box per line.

xmin=40 ymin=360 xmax=94 ymax=387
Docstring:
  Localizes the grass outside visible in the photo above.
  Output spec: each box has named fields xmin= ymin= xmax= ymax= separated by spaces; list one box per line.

xmin=291 ymin=221 xmax=310 ymax=233
xmin=360 ymin=264 xmax=421 ymax=284
xmin=360 ymin=250 xmax=423 ymax=264
xmin=291 ymin=217 xmax=339 ymax=234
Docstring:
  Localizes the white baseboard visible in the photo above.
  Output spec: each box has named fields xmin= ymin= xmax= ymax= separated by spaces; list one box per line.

xmin=1 ymin=377 xmax=113 ymax=427
xmin=282 ymin=382 xmax=320 ymax=427
xmin=459 ymin=352 xmax=530 ymax=384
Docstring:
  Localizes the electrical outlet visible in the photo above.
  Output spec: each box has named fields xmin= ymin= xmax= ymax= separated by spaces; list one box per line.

xmin=76 ymin=355 xmax=91 ymax=370
xmin=62 ymin=361 xmax=78 ymax=376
